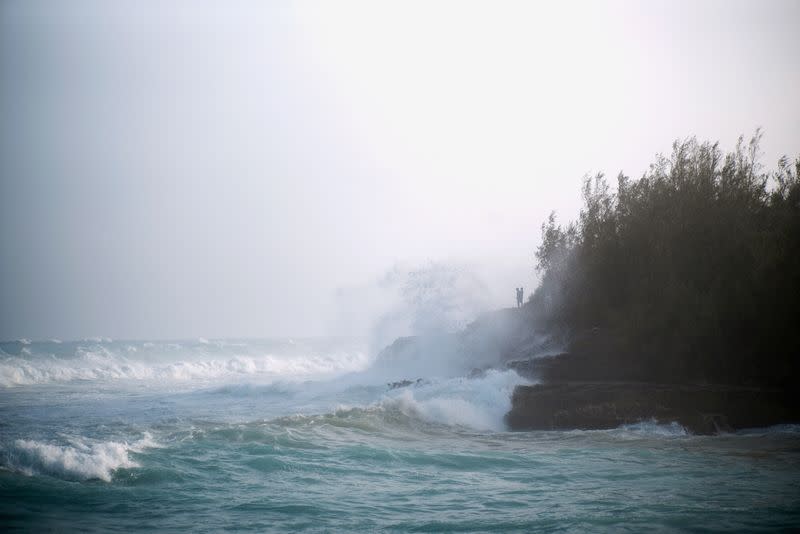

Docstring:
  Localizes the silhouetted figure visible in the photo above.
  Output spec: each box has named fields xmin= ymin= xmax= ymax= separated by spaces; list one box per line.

xmin=519 ymin=287 xmax=524 ymax=307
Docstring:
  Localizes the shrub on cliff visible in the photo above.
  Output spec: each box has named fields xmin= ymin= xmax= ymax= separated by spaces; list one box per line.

xmin=531 ymin=132 xmax=800 ymax=385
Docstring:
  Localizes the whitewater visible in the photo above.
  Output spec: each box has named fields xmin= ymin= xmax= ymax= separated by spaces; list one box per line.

xmin=1 ymin=339 xmax=799 ymax=532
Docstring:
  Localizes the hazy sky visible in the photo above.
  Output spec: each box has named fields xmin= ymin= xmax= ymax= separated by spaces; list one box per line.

xmin=1 ymin=0 xmax=798 ymax=340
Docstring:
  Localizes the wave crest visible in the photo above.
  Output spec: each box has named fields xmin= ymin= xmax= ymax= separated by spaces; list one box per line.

xmin=381 ymin=369 xmax=528 ymax=431
xmin=0 ymin=345 xmax=370 ymax=387
xmin=262 ymin=370 xmax=529 ymax=433
xmin=3 ymin=434 xmax=157 ymax=482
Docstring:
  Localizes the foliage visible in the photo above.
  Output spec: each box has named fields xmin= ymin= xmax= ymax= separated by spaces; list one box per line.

xmin=531 ymin=132 xmax=800 ymax=385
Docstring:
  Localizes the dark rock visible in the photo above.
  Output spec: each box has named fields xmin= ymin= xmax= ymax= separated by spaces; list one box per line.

xmin=505 ymin=382 xmax=798 ymax=434
xmin=504 ymin=358 xmax=539 ymax=379
xmin=387 ymin=378 xmax=425 ymax=390
xmin=468 ymin=368 xmax=488 ymax=379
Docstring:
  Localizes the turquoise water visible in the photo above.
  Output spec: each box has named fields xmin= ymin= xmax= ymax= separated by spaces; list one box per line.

xmin=2 ymin=339 xmax=799 ymax=532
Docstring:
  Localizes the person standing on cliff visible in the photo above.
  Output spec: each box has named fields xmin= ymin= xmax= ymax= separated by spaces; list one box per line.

xmin=515 ymin=287 xmax=522 ymax=307
xmin=519 ymin=287 xmax=524 ymax=307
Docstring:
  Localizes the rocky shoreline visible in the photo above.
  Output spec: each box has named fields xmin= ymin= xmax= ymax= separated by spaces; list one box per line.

xmin=376 ymin=307 xmax=799 ymax=434
xmin=501 ymin=319 xmax=799 ymax=434
xmin=505 ymin=382 xmax=797 ymax=434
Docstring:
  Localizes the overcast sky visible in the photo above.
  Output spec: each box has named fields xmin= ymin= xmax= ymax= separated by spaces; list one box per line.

xmin=1 ymin=0 xmax=798 ymax=341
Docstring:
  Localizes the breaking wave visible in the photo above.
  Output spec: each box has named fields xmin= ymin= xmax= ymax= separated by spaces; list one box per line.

xmin=250 ymin=369 xmax=531 ymax=433
xmin=2 ymin=434 xmax=158 ymax=482
xmin=0 ymin=341 xmax=371 ymax=387
xmin=379 ymin=369 xmax=528 ymax=431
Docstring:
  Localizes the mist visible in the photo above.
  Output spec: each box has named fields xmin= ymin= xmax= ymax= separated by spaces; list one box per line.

xmin=1 ymin=0 xmax=798 ymax=341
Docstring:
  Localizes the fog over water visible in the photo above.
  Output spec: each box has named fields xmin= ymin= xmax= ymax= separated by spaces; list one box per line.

xmin=1 ymin=0 xmax=798 ymax=341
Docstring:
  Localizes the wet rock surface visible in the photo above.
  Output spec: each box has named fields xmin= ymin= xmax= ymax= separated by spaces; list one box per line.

xmin=505 ymin=382 xmax=798 ymax=434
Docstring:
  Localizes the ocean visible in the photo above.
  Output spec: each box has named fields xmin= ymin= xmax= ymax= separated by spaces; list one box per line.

xmin=1 ymin=338 xmax=798 ymax=532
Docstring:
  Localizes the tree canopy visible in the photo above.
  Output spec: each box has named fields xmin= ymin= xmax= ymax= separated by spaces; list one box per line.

xmin=531 ymin=132 xmax=800 ymax=385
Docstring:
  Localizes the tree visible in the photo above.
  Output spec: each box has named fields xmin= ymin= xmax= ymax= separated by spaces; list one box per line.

xmin=531 ymin=133 xmax=799 ymax=385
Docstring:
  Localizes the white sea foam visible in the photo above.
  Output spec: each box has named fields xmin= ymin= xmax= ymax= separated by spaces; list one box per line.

xmin=0 ymin=345 xmax=372 ymax=387
xmin=614 ymin=419 xmax=689 ymax=437
xmin=5 ymin=433 xmax=158 ymax=482
xmin=382 ymin=369 xmax=530 ymax=431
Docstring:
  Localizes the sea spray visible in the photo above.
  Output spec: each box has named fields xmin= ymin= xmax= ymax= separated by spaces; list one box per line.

xmin=3 ymin=433 xmax=159 ymax=482
xmin=382 ymin=370 xmax=530 ymax=431
xmin=0 ymin=339 xmax=371 ymax=387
